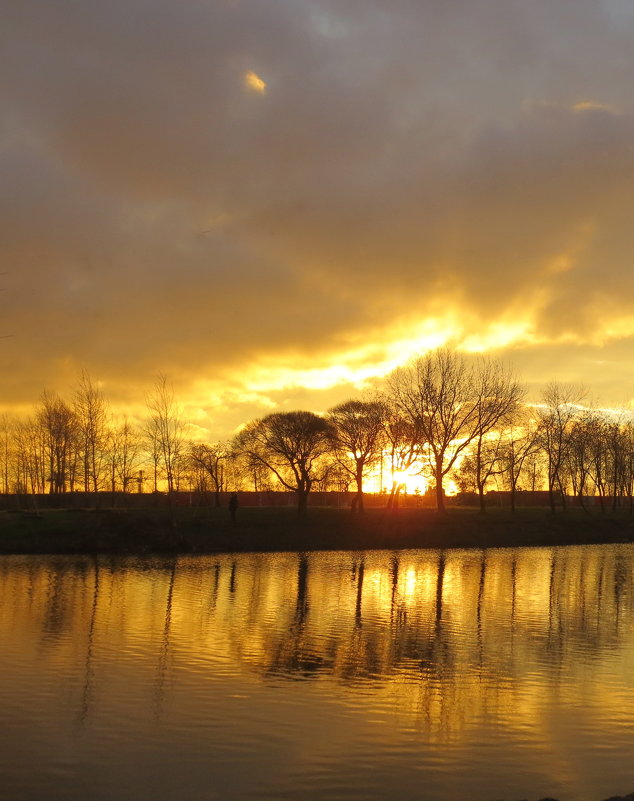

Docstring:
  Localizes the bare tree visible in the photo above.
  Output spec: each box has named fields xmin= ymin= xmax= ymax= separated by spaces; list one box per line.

xmin=12 ymin=417 xmax=48 ymax=495
xmin=388 ymin=349 xmax=510 ymax=513
xmin=189 ymin=442 xmax=228 ymax=507
xmin=455 ymin=432 xmax=505 ymax=502
xmin=232 ymin=450 xmax=274 ymax=492
xmin=234 ymin=411 xmax=333 ymax=516
xmin=327 ymin=399 xmax=386 ymax=513
xmin=0 ymin=414 xmax=11 ymax=494
xmin=37 ymin=391 xmax=78 ymax=494
xmin=144 ymin=375 xmax=185 ymax=495
xmin=107 ymin=418 xmax=143 ymax=496
xmin=605 ymin=417 xmax=630 ymax=511
xmin=73 ymin=370 xmax=109 ymax=500
xmin=565 ymin=409 xmax=600 ymax=510
xmin=620 ymin=420 xmax=634 ymax=513
xmin=381 ymin=402 xmax=423 ymax=510
xmin=497 ymin=407 xmax=541 ymax=513
xmin=537 ymin=382 xmax=585 ymax=513
xmin=469 ymin=359 xmax=525 ymax=512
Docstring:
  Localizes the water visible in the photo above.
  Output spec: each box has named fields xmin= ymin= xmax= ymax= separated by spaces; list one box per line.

xmin=1 ymin=546 xmax=634 ymax=801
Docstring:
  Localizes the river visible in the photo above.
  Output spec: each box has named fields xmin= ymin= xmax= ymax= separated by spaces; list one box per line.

xmin=1 ymin=546 xmax=633 ymax=800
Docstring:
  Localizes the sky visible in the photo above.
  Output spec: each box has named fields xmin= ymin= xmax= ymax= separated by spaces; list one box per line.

xmin=2 ymin=0 xmax=634 ymax=439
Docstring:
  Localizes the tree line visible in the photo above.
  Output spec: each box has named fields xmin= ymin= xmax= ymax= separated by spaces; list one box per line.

xmin=1 ymin=351 xmax=633 ymax=515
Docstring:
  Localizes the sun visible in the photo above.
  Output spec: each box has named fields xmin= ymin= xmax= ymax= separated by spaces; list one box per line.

xmin=388 ymin=470 xmax=429 ymax=495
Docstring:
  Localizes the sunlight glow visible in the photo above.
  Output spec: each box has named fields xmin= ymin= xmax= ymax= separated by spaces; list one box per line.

xmin=244 ymin=70 xmax=267 ymax=94
xmin=461 ymin=320 xmax=535 ymax=353
xmin=241 ymin=319 xmax=457 ymax=394
xmin=101 ymin=305 xmax=634 ymax=445
xmin=573 ymin=100 xmax=618 ymax=114
xmin=238 ymin=311 xmax=543 ymax=396
xmin=390 ymin=470 xmax=427 ymax=494
xmin=599 ymin=315 xmax=634 ymax=342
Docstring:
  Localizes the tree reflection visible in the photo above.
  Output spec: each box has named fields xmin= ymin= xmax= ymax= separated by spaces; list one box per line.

xmin=153 ymin=558 xmax=177 ymax=718
xmin=264 ymin=553 xmax=328 ymax=679
xmin=295 ymin=552 xmax=309 ymax=627
xmin=76 ymin=557 xmax=100 ymax=729
xmin=355 ymin=557 xmax=364 ymax=628
xmin=3 ymin=546 xmax=634 ymax=738
xmin=232 ymin=546 xmax=634 ymax=729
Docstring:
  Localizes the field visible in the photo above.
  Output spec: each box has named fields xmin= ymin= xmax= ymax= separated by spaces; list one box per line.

xmin=1 ymin=505 xmax=633 ymax=555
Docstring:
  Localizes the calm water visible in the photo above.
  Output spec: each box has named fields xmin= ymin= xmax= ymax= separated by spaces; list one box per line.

xmin=1 ymin=546 xmax=634 ymax=801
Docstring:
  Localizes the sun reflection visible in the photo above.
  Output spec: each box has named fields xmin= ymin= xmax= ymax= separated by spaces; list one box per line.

xmin=3 ymin=546 xmax=634 ymax=777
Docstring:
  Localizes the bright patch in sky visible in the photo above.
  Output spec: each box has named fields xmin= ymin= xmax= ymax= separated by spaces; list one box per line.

xmin=3 ymin=0 xmax=634 ymax=436
xmin=572 ymin=100 xmax=618 ymax=114
xmin=244 ymin=70 xmax=267 ymax=94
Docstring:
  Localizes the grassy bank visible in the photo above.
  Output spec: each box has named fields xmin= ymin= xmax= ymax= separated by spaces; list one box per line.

xmin=1 ymin=505 xmax=634 ymax=555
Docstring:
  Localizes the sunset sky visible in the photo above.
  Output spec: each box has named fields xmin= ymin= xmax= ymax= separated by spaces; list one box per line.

xmin=2 ymin=0 xmax=634 ymax=439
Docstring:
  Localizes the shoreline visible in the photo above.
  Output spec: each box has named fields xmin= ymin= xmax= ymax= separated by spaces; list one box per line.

xmin=1 ymin=506 xmax=634 ymax=556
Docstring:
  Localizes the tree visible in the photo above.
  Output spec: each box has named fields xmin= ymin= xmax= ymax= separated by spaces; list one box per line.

xmin=234 ymin=411 xmax=333 ymax=516
xmin=497 ymin=407 xmax=540 ymax=513
xmin=107 ymin=418 xmax=142 ymax=496
xmin=189 ymin=442 xmax=228 ymax=507
xmin=387 ymin=349 xmax=514 ymax=513
xmin=381 ymin=402 xmax=423 ymax=510
xmin=455 ymin=434 xmax=504 ymax=501
xmin=37 ymin=391 xmax=78 ymax=494
xmin=620 ymin=420 xmax=634 ymax=513
xmin=468 ymin=359 xmax=524 ymax=512
xmin=565 ymin=409 xmax=599 ymax=510
xmin=232 ymin=449 xmax=274 ymax=492
xmin=73 ymin=370 xmax=109 ymax=499
xmin=536 ymin=382 xmax=585 ymax=513
xmin=145 ymin=375 xmax=185 ymax=494
xmin=12 ymin=416 xmax=48 ymax=495
xmin=605 ymin=417 xmax=630 ymax=511
xmin=326 ymin=399 xmax=386 ymax=513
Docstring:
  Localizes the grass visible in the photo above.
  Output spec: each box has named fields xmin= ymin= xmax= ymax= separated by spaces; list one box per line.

xmin=1 ymin=504 xmax=633 ymax=555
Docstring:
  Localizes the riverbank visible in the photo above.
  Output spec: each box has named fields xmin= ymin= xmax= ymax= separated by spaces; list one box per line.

xmin=1 ymin=505 xmax=633 ymax=554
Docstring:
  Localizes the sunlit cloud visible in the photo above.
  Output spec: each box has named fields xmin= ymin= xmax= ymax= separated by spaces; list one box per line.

xmin=244 ymin=70 xmax=267 ymax=94
xmin=594 ymin=314 xmax=634 ymax=343
xmin=460 ymin=321 xmax=537 ymax=354
xmin=2 ymin=1 xmax=634 ymax=437
xmin=239 ymin=319 xmax=457 ymax=393
xmin=572 ymin=100 xmax=619 ymax=114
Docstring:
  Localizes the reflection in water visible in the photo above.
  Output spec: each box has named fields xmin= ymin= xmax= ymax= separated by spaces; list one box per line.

xmin=2 ymin=547 xmax=634 ymax=710
xmin=295 ymin=552 xmax=309 ymax=627
xmin=76 ymin=558 xmax=100 ymax=729
xmin=1 ymin=546 xmax=634 ymax=801
xmin=355 ymin=556 xmax=364 ymax=627
xmin=154 ymin=558 xmax=177 ymax=718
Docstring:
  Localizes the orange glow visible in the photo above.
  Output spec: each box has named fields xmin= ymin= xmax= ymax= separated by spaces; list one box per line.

xmin=572 ymin=100 xmax=618 ymax=114
xmin=244 ymin=70 xmax=267 ymax=93
xmin=390 ymin=469 xmax=428 ymax=495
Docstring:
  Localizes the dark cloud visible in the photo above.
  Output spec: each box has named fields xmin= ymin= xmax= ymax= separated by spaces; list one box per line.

xmin=1 ymin=0 xmax=634 ymax=429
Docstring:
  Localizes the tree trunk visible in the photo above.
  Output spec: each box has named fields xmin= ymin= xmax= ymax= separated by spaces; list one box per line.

xmin=355 ymin=467 xmax=364 ymax=514
xmin=386 ymin=481 xmax=398 ymax=511
xmin=297 ymin=490 xmax=308 ymax=517
xmin=548 ymin=476 xmax=557 ymax=515
xmin=435 ymin=465 xmax=446 ymax=514
xmin=478 ymin=483 xmax=486 ymax=513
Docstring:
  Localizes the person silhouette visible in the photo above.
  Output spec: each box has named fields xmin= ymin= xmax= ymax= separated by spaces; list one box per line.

xmin=228 ymin=493 xmax=239 ymax=522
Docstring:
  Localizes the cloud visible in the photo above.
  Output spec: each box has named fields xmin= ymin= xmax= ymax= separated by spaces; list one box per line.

xmin=244 ymin=70 xmax=267 ymax=94
xmin=1 ymin=0 xmax=634 ymax=433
